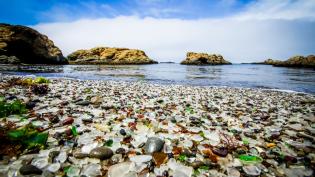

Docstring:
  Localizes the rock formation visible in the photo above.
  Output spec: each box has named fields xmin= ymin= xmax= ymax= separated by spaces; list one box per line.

xmin=0 ymin=23 xmax=67 ymax=64
xmin=262 ymin=55 xmax=315 ymax=68
xmin=68 ymin=47 xmax=157 ymax=65
xmin=180 ymin=52 xmax=231 ymax=65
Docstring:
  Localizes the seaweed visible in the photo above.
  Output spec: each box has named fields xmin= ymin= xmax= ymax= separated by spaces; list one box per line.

xmin=34 ymin=77 xmax=50 ymax=84
xmin=7 ymin=124 xmax=48 ymax=150
xmin=219 ymin=131 xmax=240 ymax=151
xmin=30 ymin=84 xmax=49 ymax=95
xmin=0 ymin=98 xmax=27 ymax=118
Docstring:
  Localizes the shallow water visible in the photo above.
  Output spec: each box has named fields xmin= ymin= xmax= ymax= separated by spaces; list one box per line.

xmin=1 ymin=63 xmax=315 ymax=94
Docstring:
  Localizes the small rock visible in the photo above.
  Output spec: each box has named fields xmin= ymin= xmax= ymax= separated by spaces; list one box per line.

xmin=62 ymin=117 xmax=74 ymax=125
xmin=130 ymin=155 xmax=152 ymax=163
xmin=89 ymin=147 xmax=113 ymax=160
xmin=55 ymin=151 xmax=67 ymax=163
xmin=110 ymin=154 xmax=123 ymax=165
xmin=115 ymin=148 xmax=126 ymax=155
xmin=26 ymin=101 xmax=36 ymax=109
xmin=47 ymin=163 xmax=60 ymax=173
xmin=144 ymin=137 xmax=164 ymax=154
xmin=212 ymin=147 xmax=228 ymax=157
xmin=227 ymin=167 xmax=240 ymax=177
xmin=90 ymin=96 xmax=102 ymax=105
xmin=242 ymin=165 xmax=261 ymax=176
xmin=120 ymin=129 xmax=127 ymax=136
xmin=73 ymin=151 xmax=89 ymax=159
xmin=76 ymin=100 xmax=90 ymax=106
xmin=19 ymin=165 xmax=42 ymax=175
xmin=81 ymin=164 xmax=102 ymax=177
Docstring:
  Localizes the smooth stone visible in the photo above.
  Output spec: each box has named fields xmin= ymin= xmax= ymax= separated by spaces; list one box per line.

xmin=47 ymin=163 xmax=60 ymax=173
xmin=81 ymin=164 xmax=102 ymax=177
xmin=130 ymin=155 xmax=152 ymax=163
xmin=90 ymin=96 xmax=102 ymax=105
xmin=76 ymin=100 xmax=90 ymax=106
xmin=73 ymin=152 xmax=89 ymax=159
xmin=19 ymin=165 xmax=42 ymax=175
xmin=31 ymin=157 xmax=48 ymax=169
xmin=110 ymin=154 xmax=123 ymax=165
xmin=108 ymin=162 xmax=133 ymax=177
xmin=115 ymin=148 xmax=126 ymax=154
xmin=89 ymin=147 xmax=113 ymax=160
xmin=212 ymin=147 xmax=228 ymax=157
xmin=144 ymin=137 xmax=164 ymax=154
xmin=67 ymin=166 xmax=81 ymax=177
xmin=55 ymin=151 xmax=67 ymax=163
xmin=25 ymin=101 xmax=36 ymax=109
xmin=120 ymin=129 xmax=127 ymax=136
xmin=242 ymin=165 xmax=261 ymax=176
xmin=227 ymin=167 xmax=241 ymax=177
xmin=287 ymin=124 xmax=303 ymax=131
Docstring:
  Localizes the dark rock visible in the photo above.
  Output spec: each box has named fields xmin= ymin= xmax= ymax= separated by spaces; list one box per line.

xmin=19 ymin=165 xmax=42 ymax=175
xmin=76 ymin=100 xmax=90 ymax=106
xmin=119 ymin=129 xmax=126 ymax=136
xmin=0 ymin=23 xmax=67 ymax=64
xmin=212 ymin=147 xmax=228 ymax=157
xmin=144 ymin=137 xmax=164 ymax=154
xmin=25 ymin=101 xmax=36 ymax=109
xmin=115 ymin=148 xmax=126 ymax=155
xmin=89 ymin=147 xmax=113 ymax=160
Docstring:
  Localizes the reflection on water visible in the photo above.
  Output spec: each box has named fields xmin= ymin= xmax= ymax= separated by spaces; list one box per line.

xmin=0 ymin=63 xmax=314 ymax=93
xmin=185 ymin=66 xmax=222 ymax=79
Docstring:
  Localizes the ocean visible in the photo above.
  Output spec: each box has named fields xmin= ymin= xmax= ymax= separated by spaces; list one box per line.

xmin=1 ymin=63 xmax=314 ymax=94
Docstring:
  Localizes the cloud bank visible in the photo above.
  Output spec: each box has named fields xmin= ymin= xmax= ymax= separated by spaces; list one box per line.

xmin=32 ymin=0 xmax=315 ymax=63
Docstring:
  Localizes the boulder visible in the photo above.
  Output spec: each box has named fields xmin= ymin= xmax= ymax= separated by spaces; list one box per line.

xmin=180 ymin=52 xmax=231 ymax=65
xmin=0 ymin=23 xmax=67 ymax=64
xmin=68 ymin=47 xmax=157 ymax=65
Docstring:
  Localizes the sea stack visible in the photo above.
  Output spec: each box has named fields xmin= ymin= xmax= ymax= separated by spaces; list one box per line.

xmin=262 ymin=55 xmax=315 ymax=68
xmin=0 ymin=23 xmax=67 ymax=64
xmin=180 ymin=52 xmax=231 ymax=65
xmin=67 ymin=47 xmax=157 ymax=65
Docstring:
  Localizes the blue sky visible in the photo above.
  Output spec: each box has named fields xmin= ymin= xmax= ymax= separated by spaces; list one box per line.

xmin=1 ymin=0 xmax=315 ymax=63
xmin=1 ymin=0 xmax=253 ymax=25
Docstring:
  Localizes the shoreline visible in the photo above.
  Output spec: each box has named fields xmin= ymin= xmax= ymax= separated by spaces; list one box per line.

xmin=1 ymin=73 xmax=314 ymax=96
xmin=0 ymin=74 xmax=314 ymax=176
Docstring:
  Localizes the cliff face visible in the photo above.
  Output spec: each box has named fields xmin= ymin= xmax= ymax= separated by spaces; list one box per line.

xmin=68 ymin=47 xmax=157 ymax=65
xmin=0 ymin=24 xmax=67 ymax=64
xmin=263 ymin=55 xmax=315 ymax=68
xmin=181 ymin=52 xmax=231 ymax=65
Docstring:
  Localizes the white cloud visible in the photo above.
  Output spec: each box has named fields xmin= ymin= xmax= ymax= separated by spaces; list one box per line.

xmin=32 ymin=0 xmax=315 ymax=63
xmin=236 ymin=0 xmax=315 ymax=20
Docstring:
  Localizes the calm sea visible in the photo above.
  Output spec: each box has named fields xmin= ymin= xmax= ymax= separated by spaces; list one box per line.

xmin=1 ymin=64 xmax=315 ymax=94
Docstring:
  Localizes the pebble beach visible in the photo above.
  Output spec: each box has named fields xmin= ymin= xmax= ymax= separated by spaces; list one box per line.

xmin=0 ymin=74 xmax=314 ymax=177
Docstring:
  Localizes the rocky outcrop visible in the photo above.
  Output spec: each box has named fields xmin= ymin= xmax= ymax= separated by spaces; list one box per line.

xmin=180 ymin=52 xmax=231 ymax=65
xmin=262 ymin=55 xmax=315 ymax=68
xmin=68 ymin=47 xmax=157 ymax=65
xmin=0 ymin=23 xmax=67 ymax=64
xmin=262 ymin=59 xmax=282 ymax=65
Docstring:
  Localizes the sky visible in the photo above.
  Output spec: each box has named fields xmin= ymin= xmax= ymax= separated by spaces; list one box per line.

xmin=1 ymin=0 xmax=315 ymax=63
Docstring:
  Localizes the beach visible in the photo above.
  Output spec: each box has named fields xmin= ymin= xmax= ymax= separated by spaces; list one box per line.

xmin=0 ymin=74 xmax=314 ymax=177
